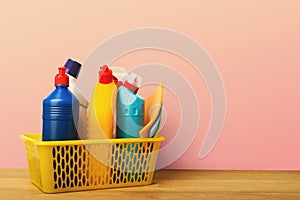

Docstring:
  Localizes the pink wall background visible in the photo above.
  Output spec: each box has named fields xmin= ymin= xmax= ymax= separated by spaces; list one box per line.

xmin=1 ymin=1 xmax=300 ymax=169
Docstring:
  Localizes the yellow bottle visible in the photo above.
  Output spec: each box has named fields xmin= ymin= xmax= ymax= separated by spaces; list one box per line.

xmin=88 ymin=65 xmax=116 ymax=139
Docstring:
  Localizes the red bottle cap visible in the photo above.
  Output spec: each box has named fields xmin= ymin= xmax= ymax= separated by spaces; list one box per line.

xmin=123 ymin=73 xmax=142 ymax=93
xmin=112 ymin=75 xmax=118 ymax=84
xmin=99 ymin=65 xmax=113 ymax=84
xmin=55 ymin=67 xmax=69 ymax=86
xmin=124 ymin=81 xmax=139 ymax=93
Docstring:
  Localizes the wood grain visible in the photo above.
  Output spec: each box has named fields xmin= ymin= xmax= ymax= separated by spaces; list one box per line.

xmin=1 ymin=169 xmax=300 ymax=200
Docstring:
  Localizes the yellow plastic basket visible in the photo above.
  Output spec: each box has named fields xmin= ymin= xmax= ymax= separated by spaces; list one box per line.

xmin=20 ymin=134 xmax=164 ymax=193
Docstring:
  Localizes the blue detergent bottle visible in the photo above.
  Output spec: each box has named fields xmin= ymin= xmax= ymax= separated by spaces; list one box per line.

xmin=116 ymin=73 xmax=144 ymax=138
xmin=42 ymin=67 xmax=79 ymax=141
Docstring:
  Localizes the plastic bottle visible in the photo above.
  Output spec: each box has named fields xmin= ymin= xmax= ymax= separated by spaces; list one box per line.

xmin=88 ymin=65 xmax=116 ymax=139
xmin=42 ymin=67 xmax=79 ymax=141
xmin=64 ymin=59 xmax=89 ymax=139
xmin=116 ymin=73 xmax=144 ymax=138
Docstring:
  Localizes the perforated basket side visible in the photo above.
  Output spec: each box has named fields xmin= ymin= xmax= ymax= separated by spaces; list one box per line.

xmin=85 ymin=143 xmax=112 ymax=189
xmin=110 ymin=141 xmax=155 ymax=185
xmin=21 ymin=134 xmax=164 ymax=193
xmin=86 ymin=140 xmax=161 ymax=188
xmin=37 ymin=144 xmax=90 ymax=193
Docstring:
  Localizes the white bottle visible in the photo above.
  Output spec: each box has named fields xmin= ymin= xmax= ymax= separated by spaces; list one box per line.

xmin=65 ymin=59 xmax=89 ymax=139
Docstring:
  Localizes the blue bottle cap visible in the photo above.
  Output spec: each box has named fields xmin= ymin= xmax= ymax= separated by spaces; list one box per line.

xmin=64 ymin=59 xmax=82 ymax=78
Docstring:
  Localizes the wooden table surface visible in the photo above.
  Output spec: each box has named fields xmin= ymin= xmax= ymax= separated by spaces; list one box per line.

xmin=1 ymin=169 xmax=300 ymax=200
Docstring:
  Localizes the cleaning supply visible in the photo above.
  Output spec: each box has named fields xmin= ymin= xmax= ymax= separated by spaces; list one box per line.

xmin=64 ymin=59 xmax=89 ymax=139
xmin=148 ymin=105 xmax=162 ymax=138
xmin=116 ymin=73 xmax=144 ymax=138
xmin=139 ymin=83 xmax=164 ymax=138
xmin=42 ymin=67 xmax=79 ymax=141
xmin=88 ymin=65 xmax=116 ymax=139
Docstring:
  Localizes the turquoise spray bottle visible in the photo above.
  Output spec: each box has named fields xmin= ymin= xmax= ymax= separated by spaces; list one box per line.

xmin=116 ymin=73 xmax=144 ymax=138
